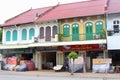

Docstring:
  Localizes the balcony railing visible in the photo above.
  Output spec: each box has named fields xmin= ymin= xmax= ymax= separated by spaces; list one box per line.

xmin=58 ymin=33 xmax=106 ymax=42
xmin=107 ymin=30 xmax=120 ymax=36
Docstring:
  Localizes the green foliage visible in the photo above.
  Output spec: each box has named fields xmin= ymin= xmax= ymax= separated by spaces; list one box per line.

xmin=68 ymin=51 xmax=78 ymax=60
xmin=0 ymin=29 xmax=2 ymax=42
xmin=58 ymin=33 xmax=63 ymax=41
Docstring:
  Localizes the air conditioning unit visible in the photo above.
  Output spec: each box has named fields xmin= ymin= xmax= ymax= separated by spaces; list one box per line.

xmin=34 ymin=37 xmax=38 ymax=43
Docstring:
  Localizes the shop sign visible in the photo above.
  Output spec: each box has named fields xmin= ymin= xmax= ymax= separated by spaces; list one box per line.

xmin=36 ymin=46 xmax=59 ymax=51
xmin=93 ymin=58 xmax=112 ymax=64
xmin=60 ymin=44 xmax=107 ymax=51
xmin=2 ymin=48 xmax=34 ymax=54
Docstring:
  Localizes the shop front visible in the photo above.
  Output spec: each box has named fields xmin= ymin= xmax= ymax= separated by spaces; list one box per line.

xmin=59 ymin=44 xmax=108 ymax=72
xmin=0 ymin=48 xmax=35 ymax=71
xmin=34 ymin=46 xmax=60 ymax=70
xmin=1 ymin=48 xmax=35 ymax=60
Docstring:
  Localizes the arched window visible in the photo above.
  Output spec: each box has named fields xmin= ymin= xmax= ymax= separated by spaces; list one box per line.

xmin=96 ymin=21 xmax=103 ymax=34
xmin=72 ymin=23 xmax=79 ymax=40
xmin=113 ymin=20 xmax=120 ymax=33
xmin=40 ymin=27 xmax=44 ymax=39
xmin=22 ymin=29 xmax=27 ymax=40
xmin=45 ymin=26 xmax=51 ymax=41
xmin=29 ymin=28 xmax=35 ymax=40
xmin=85 ymin=22 xmax=93 ymax=40
xmin=6 ymin=31 xmax=11 ymax=41
xmin=63 ymin=24 xmax=70 ymax=37
xmin=52 ymin=26 xmax=57 ymax=38
xmin=12 ymin=30 xmax=17 ymax=41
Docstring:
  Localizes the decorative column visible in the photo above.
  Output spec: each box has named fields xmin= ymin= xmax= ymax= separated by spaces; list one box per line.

xmin=56 ymin=51 xmax=64 ymax=65
xmin=38 ymin=52 xmax=42 ymax=70
xmin=79 ymin=51 xmax=86 ymax=73
xmin=104 ymin=50 xmax=108 ymax=58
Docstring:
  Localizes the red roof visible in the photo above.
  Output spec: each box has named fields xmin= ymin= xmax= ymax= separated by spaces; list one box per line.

xmin=36 ymin=0 xmax=108 ymax=22
xmin=2 ymin=7 xmax=52 ymax=26
xmin=108 ymin=0 xmax=120 ymax=14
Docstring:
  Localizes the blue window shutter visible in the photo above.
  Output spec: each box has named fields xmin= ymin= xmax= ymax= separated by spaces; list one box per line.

xmin=22 ymin=29 xmax=27 ymax=40
xmin=6 ymin=31 xmax=11 ymax=41
xmin=29 ymin=28 xmax=35 ymax=40
xmin=12 ymin=30 xmax=17 ymax=41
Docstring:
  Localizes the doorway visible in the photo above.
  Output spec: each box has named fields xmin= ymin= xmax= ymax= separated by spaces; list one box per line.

xmin=42 ymin=52 xmax=56 ymax=69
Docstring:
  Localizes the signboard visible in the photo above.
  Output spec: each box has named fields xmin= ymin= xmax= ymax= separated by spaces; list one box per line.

xmin=2 ymin=48 xmax=34 ymax=54
xmin=60 ymin=44 xmax=107 ymax=51
xmin=36 ymin=46 xmax=59 ymax=51
xmin=93 ymin=58 xmax=112 ymax=64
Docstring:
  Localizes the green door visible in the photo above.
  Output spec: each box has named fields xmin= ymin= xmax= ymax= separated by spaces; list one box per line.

xmin=86 ymin=22 xmax=93 ymax=40
xmin=72 ymin=23 xmax=79 ymax=41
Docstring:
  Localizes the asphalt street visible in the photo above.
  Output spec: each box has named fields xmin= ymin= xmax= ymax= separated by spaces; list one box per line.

xmin=0 ymin=74 xmax=119 ymax=80
xmin=0 ymin=74 xmax=104 ymax=80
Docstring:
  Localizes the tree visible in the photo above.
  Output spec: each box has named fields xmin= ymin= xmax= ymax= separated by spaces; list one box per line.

xmin=0 ymin=28 xmax=2 ymax=43
xmin=68 ymin=51 xmax=78 ymax=75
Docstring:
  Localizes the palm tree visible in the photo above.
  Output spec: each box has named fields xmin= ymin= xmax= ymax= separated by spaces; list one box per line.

xmin=68 ymin=51 xmax=78 ymax=75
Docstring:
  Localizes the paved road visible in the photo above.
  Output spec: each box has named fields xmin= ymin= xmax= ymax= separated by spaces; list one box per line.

xmin=0 ymin=70 xmax=120 ymax=80
xmin=0 ymin=74 xmax=104 ymax=80
xmin=0 ymin=74 xmax=119 ymax=80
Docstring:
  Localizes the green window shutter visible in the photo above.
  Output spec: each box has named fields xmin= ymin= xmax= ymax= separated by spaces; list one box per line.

xmin=85 ymin=22 xmax=93 ymax=40
xmin=12 ymin=30 xmax=17 ymax=41
xmin=96 ymin=21 xmax=103 ymax=34
xmin=22 ymin=29 xmax=27 ymax=40
xmin=72 ymin=23 xmax=79 ymax=41
xmin=63 ymin=24 xmax=70 ymax=37
xmin=6 ymin=31 xmax=11 ymax=41
xmin=29 ymin=28 xmax=35 ymax=40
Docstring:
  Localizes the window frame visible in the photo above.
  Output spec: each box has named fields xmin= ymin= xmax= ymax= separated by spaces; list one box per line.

xmin=29 ymin=28 xmax=35 ymax=40
xmin=12 ymin=30 xmax=17 ymax=41
xmin=63 ymin=24 xmax=70 ymax=37
xmin=22 ymin=29 xmax=27 ymax=40
xmin=6 ymin=30 xmax=11 ymax=41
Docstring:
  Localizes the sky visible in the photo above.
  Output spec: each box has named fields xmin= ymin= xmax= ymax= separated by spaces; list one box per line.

xmin=0 ymin=0 xmax=88 ymax=24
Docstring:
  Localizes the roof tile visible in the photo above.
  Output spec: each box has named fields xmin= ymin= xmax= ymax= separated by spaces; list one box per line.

xmin=36 ymin=0 xmax=108 ymax=22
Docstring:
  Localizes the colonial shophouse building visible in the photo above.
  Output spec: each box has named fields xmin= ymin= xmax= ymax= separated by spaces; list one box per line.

xmin=107 ymin=0 xmax=120 ymax=66
xmin=1 ymin=0 xmax=118 ymax=72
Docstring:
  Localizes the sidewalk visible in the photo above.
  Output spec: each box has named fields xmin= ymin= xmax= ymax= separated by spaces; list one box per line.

xmin=0 ymin=70 xmax=120 ymax=78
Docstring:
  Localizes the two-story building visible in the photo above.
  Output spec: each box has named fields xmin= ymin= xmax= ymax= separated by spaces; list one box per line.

xmin=107 ymin=0 xmax=120 ymax=66
xmin=29 ymin=0 xmax=108 ymax=71
xmin=0 ymin=0 xmax=111 ymax=72
xmin=0 ymin=6 xmax=57 ymax=70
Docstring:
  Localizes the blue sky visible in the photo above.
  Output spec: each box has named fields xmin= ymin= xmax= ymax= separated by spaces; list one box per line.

xmin=0 ymin=0 xmax=87 ymax=24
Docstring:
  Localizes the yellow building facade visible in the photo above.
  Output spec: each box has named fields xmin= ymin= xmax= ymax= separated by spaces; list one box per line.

xmin=59 ymin=15 xmax=106 ymax=41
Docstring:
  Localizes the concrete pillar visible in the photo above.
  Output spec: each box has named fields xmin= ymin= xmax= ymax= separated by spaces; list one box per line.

xmin=56 ymin=51 xmax=64 ymax=65
xmin=38 ymin=52 xmax=42 ymax=70
xmin=33 ymin=51 xmax=40 ymax=70
xmin=79 ymin=51 xmax=86 ymax=73
xmin=104 ymin=50 xmax=108 ymax=58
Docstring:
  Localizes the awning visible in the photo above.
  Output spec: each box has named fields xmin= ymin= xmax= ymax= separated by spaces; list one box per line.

xmin=29 ymin=39 xmax=107 ymax=47
xmin=0 ymin=44 xmax=29 ymax=49
xmin=0 ymin=39 xmax=106 ymax=49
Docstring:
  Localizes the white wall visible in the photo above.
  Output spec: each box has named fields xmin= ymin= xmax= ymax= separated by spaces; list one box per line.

xmin=2 ymin=23 xmax=36 ymax=45
xmin=107 ymin=14 xmax=120 ymax=50
xmin=37 ymin=20 xmax=58 ymax=42
xmin=2 ymin=21 xmax=58 ymax=45
xmin=107 ymin=36 xmax=120 ymax=50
